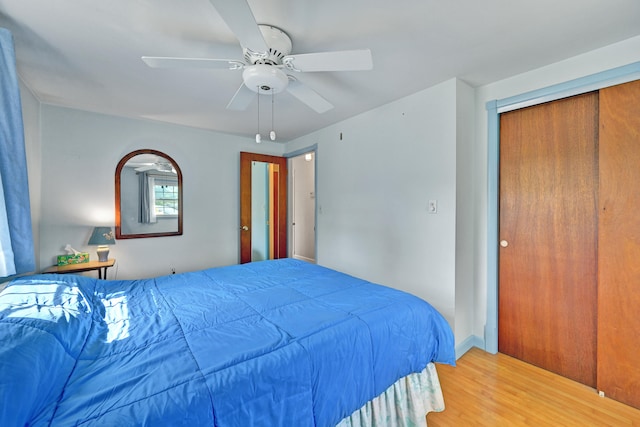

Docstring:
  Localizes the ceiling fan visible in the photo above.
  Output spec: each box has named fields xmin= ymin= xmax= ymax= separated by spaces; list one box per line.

xmin=133 ymin=158 xmax=176 ymax=174
xmin=141 ymin=0 xmax=373 ymax=114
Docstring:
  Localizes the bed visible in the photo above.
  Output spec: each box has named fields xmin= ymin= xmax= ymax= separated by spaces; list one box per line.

xmin=0 ymin=258 xmax=455 ymax=426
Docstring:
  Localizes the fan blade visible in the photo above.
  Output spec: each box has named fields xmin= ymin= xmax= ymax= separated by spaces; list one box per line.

xmin=286 ymin=79 xmax=333 ymax=114
xmin=208 ymin=0 xmax=268 ymax=54
xmin=283 ymin=49 xmax=373 ymax=72
xmin=142 ymin=56 xmax=244 ymax=70
xmin=226 ymin=83 xmax=256 ymax=110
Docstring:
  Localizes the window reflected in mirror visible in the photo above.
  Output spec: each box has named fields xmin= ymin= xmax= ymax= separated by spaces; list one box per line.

xmin=115 ymin=149 xmax=182 ymax=239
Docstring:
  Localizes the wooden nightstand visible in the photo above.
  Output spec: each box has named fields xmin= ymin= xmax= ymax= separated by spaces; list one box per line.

xmin=43 ymin=259 xmax=115 ymax=279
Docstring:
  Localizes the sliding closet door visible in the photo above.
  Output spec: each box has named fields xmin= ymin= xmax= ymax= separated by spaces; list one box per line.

xmin=498 ymin=93 xmax=599 ymax=387
xmin=597 ymin=79 xmax=640 ymax=408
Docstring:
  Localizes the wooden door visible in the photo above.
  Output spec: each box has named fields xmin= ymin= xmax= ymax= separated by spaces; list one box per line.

xmin=498 ymin=93 xmax=599 ymax=387
xmin=597 ymin=79 xmax=640 ymax=408
xmin=239 ymin=152 xmax=287 ymax=264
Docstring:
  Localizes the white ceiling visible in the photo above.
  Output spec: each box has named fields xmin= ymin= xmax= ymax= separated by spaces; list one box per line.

xmin=2 ymin=0 xmax=640 ymax=142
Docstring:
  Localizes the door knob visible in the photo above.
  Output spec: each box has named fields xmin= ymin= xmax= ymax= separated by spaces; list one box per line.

xmin=241 ymin=225 xmax=249 ymax=231
xmin=500 ymin=240 xmax=509 ymax=248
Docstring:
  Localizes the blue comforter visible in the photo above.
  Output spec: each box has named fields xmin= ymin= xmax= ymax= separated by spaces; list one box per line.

xmin=0 ymin=259 xmax=454 ymax=426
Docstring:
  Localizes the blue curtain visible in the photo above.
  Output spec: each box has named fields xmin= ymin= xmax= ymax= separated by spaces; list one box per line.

xmin=0 ymin=28 xmax=35 ymax=278
xmin=138 ymin=172 xmax=156 ymax=224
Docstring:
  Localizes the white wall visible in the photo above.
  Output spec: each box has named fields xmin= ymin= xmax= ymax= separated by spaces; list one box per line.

xmin=286 ymin=78 xmax=473 ymax=332
xmin=37 ymin=105 xmax=284 ymax=279
xmin=454 ymin=79 xmax=477 ymax=350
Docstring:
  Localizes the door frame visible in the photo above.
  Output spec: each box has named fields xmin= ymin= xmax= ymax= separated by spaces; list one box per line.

xmin=285 ymin=144 xmax=318 ymax=262
xmin=485 ymin=61 xmax=640 ymax=353
xmin=240 ymin=152 xmax=287 ymax=264
xmin=288 ymin=150 xmax=317 ymax=263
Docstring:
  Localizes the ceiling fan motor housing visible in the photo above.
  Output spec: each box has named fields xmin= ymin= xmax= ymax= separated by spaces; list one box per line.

xmin=243 ymin=25 xmax=292 ymax=66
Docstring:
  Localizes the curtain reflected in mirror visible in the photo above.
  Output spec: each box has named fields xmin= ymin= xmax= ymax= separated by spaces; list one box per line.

xmin=115 ymin=149 xmax=182 ymax=239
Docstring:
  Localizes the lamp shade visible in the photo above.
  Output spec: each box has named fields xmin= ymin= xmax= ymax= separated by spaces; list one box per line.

xmin=88 ymin=227 xmax=116 ymax=246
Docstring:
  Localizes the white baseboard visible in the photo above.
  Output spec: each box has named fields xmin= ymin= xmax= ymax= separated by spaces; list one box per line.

xmin=292 ymin=254 xmax=315 ymax=263
xmin=455 ymin=335 xmax=484 ymax=360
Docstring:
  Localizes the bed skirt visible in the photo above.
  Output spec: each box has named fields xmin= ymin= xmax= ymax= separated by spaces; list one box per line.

xmin=337 ymin=362 xmax=445 ymax=427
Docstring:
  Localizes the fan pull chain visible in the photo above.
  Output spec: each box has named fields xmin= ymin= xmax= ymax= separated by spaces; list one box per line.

xmin=255 ymin=85 xmax=262 ymax=143
xmin=270 ymin=91 xmax=276 ymax=141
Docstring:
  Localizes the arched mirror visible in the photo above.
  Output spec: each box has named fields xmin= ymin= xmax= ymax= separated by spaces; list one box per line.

xmin=115 ymin=149 xmax=183 ymax=239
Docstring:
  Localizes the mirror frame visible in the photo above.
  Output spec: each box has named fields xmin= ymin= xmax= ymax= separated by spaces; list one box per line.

xmin=115 ymin=149 xmax=183 ymax=239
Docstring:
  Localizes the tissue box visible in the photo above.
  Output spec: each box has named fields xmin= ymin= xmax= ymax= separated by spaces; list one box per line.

xmin=57 ymin=253 xmax=90 ymax=266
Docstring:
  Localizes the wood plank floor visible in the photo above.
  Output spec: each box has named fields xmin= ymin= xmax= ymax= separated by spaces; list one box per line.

xmin=427 ymin=347 xmax=640 ymax=426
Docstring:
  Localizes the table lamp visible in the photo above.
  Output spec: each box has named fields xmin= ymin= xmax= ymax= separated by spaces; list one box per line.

xmin=88 ymin=227 xmax=116 ymax=262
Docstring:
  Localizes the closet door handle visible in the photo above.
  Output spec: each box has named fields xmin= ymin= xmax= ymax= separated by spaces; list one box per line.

xmin=500 ymin=240 xmax=509 ymax=248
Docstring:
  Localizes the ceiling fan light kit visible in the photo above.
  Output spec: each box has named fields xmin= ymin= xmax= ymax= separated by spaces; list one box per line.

xmin=142 ymin=0 xmax=373 ymax=137
xmin=242 ymin=64 xmax=288 ymax=94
